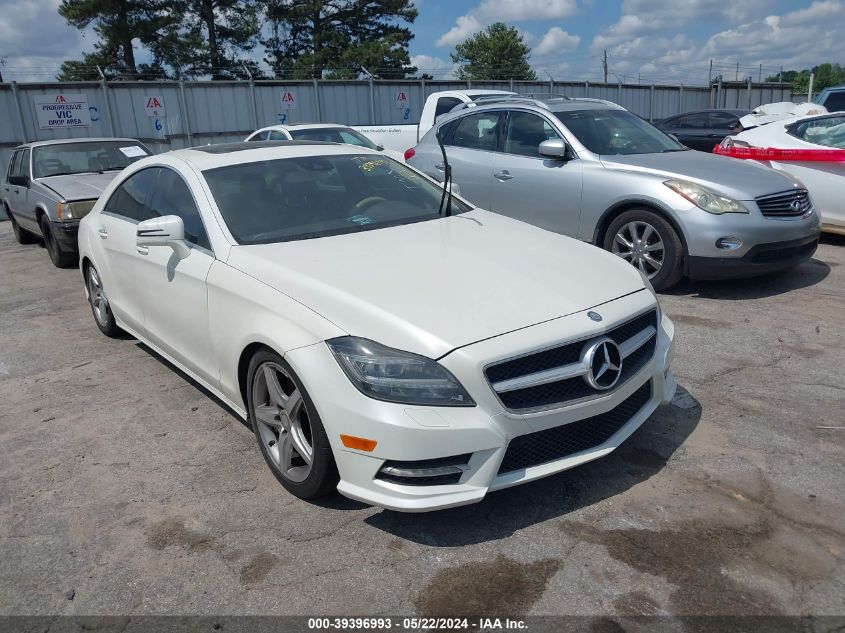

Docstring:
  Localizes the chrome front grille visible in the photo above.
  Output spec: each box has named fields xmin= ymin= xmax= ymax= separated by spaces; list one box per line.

xmin=755 ymin=189 xmax=812 ymax=218
xmin=485 ymin=309 xmax=658 ymax=413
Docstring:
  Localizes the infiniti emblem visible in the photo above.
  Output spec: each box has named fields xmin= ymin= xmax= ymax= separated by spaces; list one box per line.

xmin=581 ymin=337 xmax=623 ymax=390
xmin=587 ymin=311 xmax=603 ymax=322
xmin=789 ymin=200 xmax=803 ymax=213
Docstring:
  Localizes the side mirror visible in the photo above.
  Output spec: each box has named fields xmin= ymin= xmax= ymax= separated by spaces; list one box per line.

xmin=539 ymin=138 xmax=568 ymax=159
xmin=376 ymin=144 xmax=385 ymax=151
xmin=136 ymin=215 xmax=191 ymax=259
xmin=450 ymin=182 xmax=462 ymax=196
xmin=9 ymin=175 xmax=30 ymax=187
xmin=668 ymin=133 xmax=680 ymax=142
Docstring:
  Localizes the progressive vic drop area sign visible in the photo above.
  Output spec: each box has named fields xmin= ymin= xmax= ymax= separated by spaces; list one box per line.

xmin=33 ymin=94 xmax=91 ymax=129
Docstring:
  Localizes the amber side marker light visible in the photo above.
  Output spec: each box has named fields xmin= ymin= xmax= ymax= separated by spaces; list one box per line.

xmin=340 ymin=434 xmax=378 ymax=452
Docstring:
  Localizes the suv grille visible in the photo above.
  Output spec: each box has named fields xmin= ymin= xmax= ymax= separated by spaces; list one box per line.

xmin=498 ymin=380 xmax=652 ymax=474
xmin=755 ymin=189 xmax=812 ymax=218
xmin=485 ymin=309 xmax=657 ymax=412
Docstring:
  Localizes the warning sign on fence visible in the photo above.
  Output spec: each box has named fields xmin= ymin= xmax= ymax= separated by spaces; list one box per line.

xmin=144 ymin=96 xmax=166 ymax=117
xmin=395 ymin=90 xmax=410 ymax=110
xmin=33 ymin=94 xmax=91 ymax=129
xmin=281 ymin=90 xmax=297 ymax=110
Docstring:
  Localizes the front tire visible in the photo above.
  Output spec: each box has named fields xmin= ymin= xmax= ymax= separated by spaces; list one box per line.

xmin=603 ymin=209 xmax=684 ymax=291
xmin=40 ymin=216 xmax=76 ymax=268
xmin=7 ymin=208 xmax=38 ymax=244
xmin=247 ymin=350 xmax=339 ymax=500
xmin=85 ymin=263 xmax=122 ymax=337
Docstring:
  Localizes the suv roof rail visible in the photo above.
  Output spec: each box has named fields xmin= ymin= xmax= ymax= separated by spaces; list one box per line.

xmin=447 ymin=94 xmax=624 ymax=115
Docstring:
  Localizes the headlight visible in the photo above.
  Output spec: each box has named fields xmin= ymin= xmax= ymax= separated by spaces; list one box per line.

xmin=57 ymin=200 xmax=96 ymax=220
xmin=664 ymin=179 xmax=748 ymax=215
xmin=327 ymin=337 xmax=475 ymax=407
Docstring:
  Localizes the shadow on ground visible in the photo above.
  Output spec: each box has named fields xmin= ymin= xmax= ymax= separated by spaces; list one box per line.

xmin=365 ymin=386 xmax=701 ymax=546
xmin=665 ymin=257 xmax=830 ymax=300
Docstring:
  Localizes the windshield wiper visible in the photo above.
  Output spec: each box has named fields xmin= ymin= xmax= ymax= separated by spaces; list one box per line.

xmin=435 ymin=131 xmax=453 ymax=217
xmin=661 ymin=148 xmax=689 ymax=152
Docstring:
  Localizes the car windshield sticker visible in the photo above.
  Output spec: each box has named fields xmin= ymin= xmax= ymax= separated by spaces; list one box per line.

xmin=349 ymin=215 xmax=373 ymax=225
xmin=119 ymin=146 xmax=148 ymax=158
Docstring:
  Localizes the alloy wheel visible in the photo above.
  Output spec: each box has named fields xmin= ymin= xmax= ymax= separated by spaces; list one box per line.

xmin=87 ymin=267 xmax=110 ymax=327
xmin=252 ymin=362 xmax=314 ymax=483
xmin=611 ymin=220 xmax=665 ymax=278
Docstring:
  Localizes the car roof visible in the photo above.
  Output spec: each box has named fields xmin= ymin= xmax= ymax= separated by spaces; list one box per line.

xmin=16 ymin=138 xmax=144 ymax=149
xmin=664 ymin=109 xmax=748 ymax=117
xmin=168 ymin=140 xmax=379 ymax=170
xmin=254 ymin=123 xmax=351 ymax=133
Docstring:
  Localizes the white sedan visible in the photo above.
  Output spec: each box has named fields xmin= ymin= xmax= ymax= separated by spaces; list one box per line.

xmin=245 ymin=123 xmax=405 ymax=161
xmin=78 ymin=141 xmax=675 ymax=512
xmin=720 ymin=112 xmax=845 ymax=235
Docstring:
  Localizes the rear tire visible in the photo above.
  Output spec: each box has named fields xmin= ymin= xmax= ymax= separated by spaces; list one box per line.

xmin=247 ymin=350 xmax=339 ymax=500
xmin=603 ymin=209 xmax=684 ymax=291
xmin=40 ymin=215 xmax=77 ymax=268
xmin=7 ymin=208 xmax=38 ymax=244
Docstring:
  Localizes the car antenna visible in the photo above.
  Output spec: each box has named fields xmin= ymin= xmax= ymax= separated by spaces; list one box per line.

xmin=435 ymin=131 xmax=452 ymax=217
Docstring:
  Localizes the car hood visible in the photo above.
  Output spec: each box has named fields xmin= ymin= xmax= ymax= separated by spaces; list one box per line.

xmin=37 ymin=172 xmax=119 ymax=200
xmin=599 ymin=150 xmax=799 ymax=199
xmin=226 ymin=210 xmax=646 ymax=359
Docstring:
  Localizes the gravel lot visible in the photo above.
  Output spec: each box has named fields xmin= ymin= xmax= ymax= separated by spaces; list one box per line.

xmin=1 ymin=221 xmax=843 ymax=618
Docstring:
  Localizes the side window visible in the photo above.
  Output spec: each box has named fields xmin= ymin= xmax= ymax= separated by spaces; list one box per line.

xmin=823 ymin=92 xmax=845 ymax=112
xmin=434 ymin=97 xmax=463 ymax=120
xmin=449 ymin=112 xmax=500 ymax=151
xmin=149 ymin=168 xmax=211 ymax=250
xmin=661 ymin=117 xmax=680 ymax=129
xmin=673 ymin=114 xmax=707 ymax=129
xmin=267 ymin=130 xmax=287 ymax=140
xmin=708 ymin=112 xmax=741 ymax=128
xmin=19 ymin=150 xmax=31 ymax=178
xmin=104 ymin=168 xmax=159 ymax=222
xmin=248 ymin=131 xmax=267 ymax=141
xmin=8 ymin=151 xmax=22 ymax=178
xmin=504 ymin=111 xmax=561 ymax=157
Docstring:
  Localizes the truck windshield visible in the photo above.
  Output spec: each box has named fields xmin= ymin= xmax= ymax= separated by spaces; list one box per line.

xmin=554 ymin=109 xmax=687 ymax=155
xmin=33 ymin=141 xmax=151 ymax=178
xmin=204 ymin=154 xmax=470 ymax=245
xmin=289 ymin=128 xmax=380 ymax=150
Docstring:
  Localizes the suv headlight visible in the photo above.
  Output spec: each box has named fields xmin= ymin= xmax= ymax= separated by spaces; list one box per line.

xmin=327 ymin=337 xmax=475 ymax=407
xmin=57 ymin=200 xmax=96 ymax=220
xmin=664 ymin=179 xmax=748 ymax=215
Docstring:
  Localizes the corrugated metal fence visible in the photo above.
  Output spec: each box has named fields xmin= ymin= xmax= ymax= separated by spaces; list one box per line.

xmin=0 ymin=78 xmax=793 ymax=219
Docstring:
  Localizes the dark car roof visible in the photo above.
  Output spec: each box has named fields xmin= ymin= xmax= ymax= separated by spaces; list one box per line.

xmin=663 ymin=109 xmax=749 ymax=119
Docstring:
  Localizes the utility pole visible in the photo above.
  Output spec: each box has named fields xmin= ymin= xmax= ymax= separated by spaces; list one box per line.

xmin=735 ymin=61 xmax=739 ymax=81
xmin=778 ymin=66 xmax=783 ymax=82
xmin=602 ymin=50 xmax=608 ymax=83
xmin=758 ymin=64 xmax=762 ymax=83
xmin=708 ymin=59 xmax=713 ymax=85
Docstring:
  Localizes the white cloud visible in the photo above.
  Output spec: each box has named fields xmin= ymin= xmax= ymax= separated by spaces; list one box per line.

xmin=436 ymin=0 xmax=577 ymax=47
xmin=409 ymin=54 xmax=460 ymax=79
xmin=534 ymin=27 xmax=580 ymax=56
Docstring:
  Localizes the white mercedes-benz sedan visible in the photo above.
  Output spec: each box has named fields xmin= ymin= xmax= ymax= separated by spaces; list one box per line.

xmin=78 ymin=141 xmax=676 ymax=512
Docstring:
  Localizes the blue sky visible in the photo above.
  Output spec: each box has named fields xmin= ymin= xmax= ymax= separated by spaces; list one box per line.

xmin=0 ymin=0 xmax=842 ymax=84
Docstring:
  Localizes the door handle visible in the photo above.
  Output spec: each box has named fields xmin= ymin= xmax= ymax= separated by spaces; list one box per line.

xmin=494 ymin=170 xmax=514 ymax=181
xmin=136 ymin=246 xmax=149 ymax=255
xmin=98 ymin=227 xmax=108 ymax=239
xmin=435 ymin=162 xmax=445 ymax=170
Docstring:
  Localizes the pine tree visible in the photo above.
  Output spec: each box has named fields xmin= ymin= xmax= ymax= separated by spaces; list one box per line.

xmin=451 ymin=22 xmax=536 ymax=81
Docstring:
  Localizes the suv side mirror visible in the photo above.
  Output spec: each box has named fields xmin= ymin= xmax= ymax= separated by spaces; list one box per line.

xmin=539 ymin=139 xmax=568 ymax=158
xmin=9 ymin=175 xmax=30 ymax=187
xmin=376 ymin=144 xmax=385 ymax=151
xmin=136 ymin=215 xmax=191 ymax=259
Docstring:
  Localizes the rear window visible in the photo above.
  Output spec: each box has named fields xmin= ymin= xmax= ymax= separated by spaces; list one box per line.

xmin=788 ymin=115 xmax=845 ymax=148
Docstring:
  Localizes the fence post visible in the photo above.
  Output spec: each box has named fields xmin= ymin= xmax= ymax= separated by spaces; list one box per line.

xmin=617 ymin=80 xmax=622 ymax=106
xmin=716 ymin=79 xmax=722 ymax=109
xmin=649 ymin=84 xmax=655 ymax=122
xmin=585 ymin=80 xmax=589 ymax=98
xmin=368 ymin=77 xmax=375 ymax=124
xmin=509 ymin=78 xmax=513 ymax=93
xmin=101 ymin=78 xmax=116 ymax=137
xmin=313 ymin=78 xmax=322 ymax=123
xmin=747 ymin=76 xmax=752 ymax=109
xmin=247 ymin=78 xmax=258 ymax=129
xmin=679 ymin=83 xmax=684 ymax=113
xmin=10 ymin=81 xmax=28 ymax=143
xmin=178 ymin=80 xmax=193 ymax=146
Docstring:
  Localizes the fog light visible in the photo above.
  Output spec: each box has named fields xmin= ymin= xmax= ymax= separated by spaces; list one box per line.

xmin=716 ymin=237 xmax=742 ymax=250
xmin=377 ymin=454 xmax=472 ymax=486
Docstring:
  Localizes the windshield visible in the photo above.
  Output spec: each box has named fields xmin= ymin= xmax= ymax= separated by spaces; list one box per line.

xmin=204 ymin=154 xmax=470 ymax=245
xmin=553 ymin=109 xmax=687 ymax=155
xmin=33 ymin=141 xmax=151 ymax=178
xmin=289 ymin=128 xmax=379 ymax=150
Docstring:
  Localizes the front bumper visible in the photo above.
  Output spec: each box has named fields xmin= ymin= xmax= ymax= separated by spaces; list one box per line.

xmin=286 ymin=290 xmax=675 ymax=512
xmin=686 ymin=234 xmax=819 ymax=280
xmin=51 ymin=219 xmax=80 ymax=253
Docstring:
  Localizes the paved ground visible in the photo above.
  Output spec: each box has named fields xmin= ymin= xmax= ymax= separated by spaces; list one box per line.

xmin=1 ymin=221 xmax=843 ymax=618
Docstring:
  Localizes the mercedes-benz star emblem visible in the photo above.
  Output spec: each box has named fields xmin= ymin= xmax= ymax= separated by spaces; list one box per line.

xmin=582 ymin=337 xmax=623 ymax=390
xmin=587 ymin=311 xmax=603 ymax=322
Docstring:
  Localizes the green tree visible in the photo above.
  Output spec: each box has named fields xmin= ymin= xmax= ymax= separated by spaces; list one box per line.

xmin=766 ymin=63 xmax=845 ymax=94
xmin=451 ymin=22 xmax=536 ymax=81
xmin=58 ymin=0 xmax=175 ymax=77
xmin=263 ymin=0 xmax=417 ymax=79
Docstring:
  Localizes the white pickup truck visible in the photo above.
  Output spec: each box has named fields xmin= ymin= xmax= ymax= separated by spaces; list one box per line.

xmin=353 ymin=89 xmax=515 ymax=155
